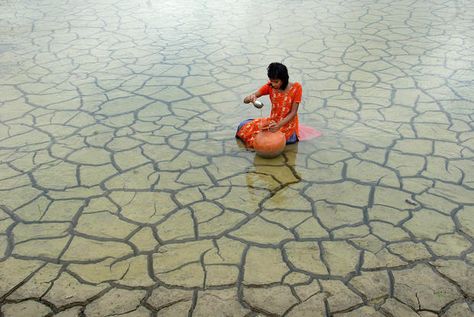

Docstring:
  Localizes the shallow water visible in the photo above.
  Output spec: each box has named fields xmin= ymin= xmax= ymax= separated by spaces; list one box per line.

xmin=0 ymin=0 xmax=473 ymax=315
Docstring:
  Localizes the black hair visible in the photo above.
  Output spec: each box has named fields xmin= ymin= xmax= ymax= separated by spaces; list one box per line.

xmin=267 ymin=62 xmax=289 ymax=90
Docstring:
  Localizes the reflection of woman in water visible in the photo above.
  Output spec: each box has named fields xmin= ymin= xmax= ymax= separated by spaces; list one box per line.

xmin=236 ymin=62 xmax=301 ymax=148
xmin=246 ymin=143 xmax=301 ymax=189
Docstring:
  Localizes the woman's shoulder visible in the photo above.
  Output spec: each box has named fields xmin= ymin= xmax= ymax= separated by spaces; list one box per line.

xmin=289 ymin=82 xmax=302 ymax=92
xmin=288 ymin=82 xmax=301 ymax=90
xmin=292 ymin=82 xmax=302 ymax=88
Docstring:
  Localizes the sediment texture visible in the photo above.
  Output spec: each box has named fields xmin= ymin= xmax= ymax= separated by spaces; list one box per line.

xmin=0 ymin=0 xmax=473 ymax=316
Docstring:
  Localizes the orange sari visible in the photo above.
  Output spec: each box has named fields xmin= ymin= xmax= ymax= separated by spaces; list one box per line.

xmin=236 ymin=82 xmax=302 ymax=148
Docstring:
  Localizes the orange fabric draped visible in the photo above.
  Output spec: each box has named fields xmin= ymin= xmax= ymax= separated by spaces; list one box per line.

xmin=236 ymin=82 xmax=302 ymax=147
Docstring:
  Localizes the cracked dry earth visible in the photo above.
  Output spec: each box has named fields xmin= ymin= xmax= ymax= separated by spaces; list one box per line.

xmin=0 ymin=0 xmax=473 ymax=316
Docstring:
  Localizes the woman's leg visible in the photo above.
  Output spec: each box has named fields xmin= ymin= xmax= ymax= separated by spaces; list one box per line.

xmin=236 ymin=118 xmax=269 ymax=147
xmin=286 ymin=132 xmax=299 ymax=144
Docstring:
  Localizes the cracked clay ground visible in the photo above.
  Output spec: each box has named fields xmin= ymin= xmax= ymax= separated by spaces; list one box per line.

xmin=0 ymin=0 xmax=473 ymax=316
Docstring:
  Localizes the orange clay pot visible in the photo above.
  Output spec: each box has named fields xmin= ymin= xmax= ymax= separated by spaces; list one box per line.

xmin=254 ymin=131 xmax=286 ymax=158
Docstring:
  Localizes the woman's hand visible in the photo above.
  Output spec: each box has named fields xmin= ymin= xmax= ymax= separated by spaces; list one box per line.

xmin=260 ymin=120 xmax=280 ymax=132
xmin=244 ymin=94 xmax=257 ymax=104
xmin=268 ymin=121 xmax=280 ymax=132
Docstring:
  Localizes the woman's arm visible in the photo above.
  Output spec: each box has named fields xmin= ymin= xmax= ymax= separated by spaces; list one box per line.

xmin=269 ymin=102 xmax=299 ymax=132
xmin=243 ymin=91 xmax=262 ymax=104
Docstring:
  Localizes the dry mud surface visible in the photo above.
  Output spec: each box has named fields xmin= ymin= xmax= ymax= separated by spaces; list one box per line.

xmin=0 ymin=0 xmax=473 ymax=316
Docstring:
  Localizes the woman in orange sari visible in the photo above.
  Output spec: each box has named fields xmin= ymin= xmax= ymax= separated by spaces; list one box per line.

xmin=236 ymin=62 xmax=302 ymax=148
